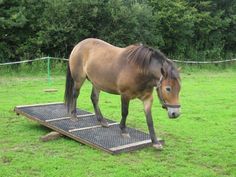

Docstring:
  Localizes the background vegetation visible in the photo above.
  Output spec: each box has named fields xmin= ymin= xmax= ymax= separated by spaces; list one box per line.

xmin=0 ymin=0 xmax=236 ymax=63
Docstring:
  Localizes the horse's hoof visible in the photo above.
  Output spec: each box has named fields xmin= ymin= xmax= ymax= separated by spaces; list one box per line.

xmin=100 ymin=120 xmax=109 ymax=128
xmin=122 ymin=133 xmax=130 ymax=138
xmin=153 ymin=143 xmax=163 ymax=150
xmin=71 ymin=118 xmax=78 ymax=122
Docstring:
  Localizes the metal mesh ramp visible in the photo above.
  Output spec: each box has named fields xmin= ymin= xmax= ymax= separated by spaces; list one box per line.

xmin=14 ymin=103 xmax=153 ymax=154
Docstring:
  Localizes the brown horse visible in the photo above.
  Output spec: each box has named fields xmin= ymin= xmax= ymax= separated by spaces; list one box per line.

xmin=64 ymin=38 xmax=181 ymax=149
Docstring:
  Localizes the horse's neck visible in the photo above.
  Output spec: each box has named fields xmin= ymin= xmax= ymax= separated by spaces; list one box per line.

xmin=149 ymin=59 xmax=164 ymax=80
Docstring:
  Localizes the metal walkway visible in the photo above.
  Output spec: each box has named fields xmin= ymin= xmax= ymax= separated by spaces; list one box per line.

xmin=14 ymin=103 xmax=154 ymax=154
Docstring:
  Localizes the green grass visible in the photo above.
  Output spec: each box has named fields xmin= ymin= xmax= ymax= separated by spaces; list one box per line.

xmin=0 ymin=68 xmax=235 ymax=177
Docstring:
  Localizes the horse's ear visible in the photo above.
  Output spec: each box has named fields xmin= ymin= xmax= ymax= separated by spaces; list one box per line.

xmin=161 ymin=62 xmax=169 ymax=78
xmin=161 ymin=67 xmax=167 ymax=77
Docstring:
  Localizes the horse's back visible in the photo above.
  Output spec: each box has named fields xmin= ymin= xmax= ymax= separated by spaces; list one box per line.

xmin=70 ymin=38 xmax=122 ymax=63
xmin=69 ymin=38 xmax=126 ymax=94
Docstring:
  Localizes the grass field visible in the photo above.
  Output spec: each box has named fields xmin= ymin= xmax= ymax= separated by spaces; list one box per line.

xmin=0 ymin=68 xmax=235 ymax=177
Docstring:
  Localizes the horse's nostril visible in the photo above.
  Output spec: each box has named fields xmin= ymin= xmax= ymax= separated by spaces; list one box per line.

xmin=172 ymin=112 xmax=176 ymax=117
xmin=168 ymin=109 xmax=180 ymax=119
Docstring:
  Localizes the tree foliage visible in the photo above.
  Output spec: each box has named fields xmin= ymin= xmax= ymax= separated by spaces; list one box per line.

xmin=0 ymin=0 xmax=235 ymax=62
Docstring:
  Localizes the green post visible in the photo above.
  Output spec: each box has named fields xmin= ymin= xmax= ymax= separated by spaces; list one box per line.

xmin=47 ymin=57 xmax=51 ymax=86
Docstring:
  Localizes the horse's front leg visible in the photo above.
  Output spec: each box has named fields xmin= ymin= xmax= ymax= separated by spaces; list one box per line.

xmin=142 ymin=95 xmax=163 ymax=150
xmin=120 ymin=96 xmax=130 ymax=138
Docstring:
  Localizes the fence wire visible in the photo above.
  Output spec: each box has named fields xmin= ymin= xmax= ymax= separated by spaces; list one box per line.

xmin=0 ymin=57 xmax=235 ymax=66
xmin=0 ymin=57 xmax=68 ymax=66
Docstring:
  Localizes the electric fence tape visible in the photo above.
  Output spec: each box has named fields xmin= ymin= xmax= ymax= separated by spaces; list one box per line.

xmin=0 ymin=57 xmax=235 ymax=66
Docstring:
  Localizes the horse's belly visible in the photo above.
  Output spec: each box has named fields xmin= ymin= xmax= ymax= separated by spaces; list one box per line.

xmin=86 ymin=68 xmax=119 ymax=94
xmin=90 ymin=80 xmax=119 ymax=94
xmin=99 ymin=87 xmax=120 ymax=95
xmin=85 ymin=58 xmax=121 ymax=94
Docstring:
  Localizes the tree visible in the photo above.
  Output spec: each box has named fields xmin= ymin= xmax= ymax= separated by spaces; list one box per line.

xmin=149 ymin=0 xmax=197 ymax=59
xmin=0 ymin=0 xmax=235 ymax=62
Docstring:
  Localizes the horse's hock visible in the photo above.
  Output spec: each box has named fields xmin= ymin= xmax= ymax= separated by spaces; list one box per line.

xmin=14 ymin=103 xmax=163 ymax=154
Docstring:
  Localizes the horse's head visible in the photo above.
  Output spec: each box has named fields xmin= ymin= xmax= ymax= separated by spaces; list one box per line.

xmin=126 ymin=45 xmax=181 ymax=118
xmin=156 ymin=65 xmax=181 ymax=119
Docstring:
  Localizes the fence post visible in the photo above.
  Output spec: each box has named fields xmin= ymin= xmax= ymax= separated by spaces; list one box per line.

xmin=47 ymin=57 xmax=51 ymax=86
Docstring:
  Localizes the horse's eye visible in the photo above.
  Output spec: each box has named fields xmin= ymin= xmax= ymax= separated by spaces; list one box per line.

xmin=165 ymin=86 xmax=171 ymax=92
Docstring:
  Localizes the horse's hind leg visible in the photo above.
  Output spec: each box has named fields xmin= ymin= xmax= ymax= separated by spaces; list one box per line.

xmin=70 ymin=86 xmax=79 ymax=118
xmin=71 ymin=80 xmax=85 ymax=119
xmin=120 ymin=96 xmax=130 ymax=138
xmin=91 ymin=86 xmax=109 ymax=127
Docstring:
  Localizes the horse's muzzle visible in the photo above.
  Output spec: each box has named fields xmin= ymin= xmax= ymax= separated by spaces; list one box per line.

xmin=167 ymin=107 xmax=181 ymax=119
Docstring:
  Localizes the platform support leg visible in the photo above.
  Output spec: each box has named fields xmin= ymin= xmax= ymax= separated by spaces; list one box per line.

xmin=40 ymin=131 xmax=62 ymax=142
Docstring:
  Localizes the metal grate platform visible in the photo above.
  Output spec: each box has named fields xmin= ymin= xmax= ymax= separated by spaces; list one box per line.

xmin=14 ymin=103 xmax=154 ymax=154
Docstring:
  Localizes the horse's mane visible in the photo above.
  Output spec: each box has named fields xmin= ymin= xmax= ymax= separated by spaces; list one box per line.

xmin=124 ymin=45 xmax=180 ymax=80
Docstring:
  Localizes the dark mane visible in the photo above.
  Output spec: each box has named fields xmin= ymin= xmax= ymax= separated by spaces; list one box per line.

xmin=165 ymin=59 xmax=180 ymax=81
xmin=124 ymin=44 xmax=180 ymax=80
xmin=124 ymin=45 xmax=166 ymax=73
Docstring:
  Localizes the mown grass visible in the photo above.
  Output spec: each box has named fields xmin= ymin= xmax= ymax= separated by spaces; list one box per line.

xmin=0 ymin=67 xmax=235 ymax=177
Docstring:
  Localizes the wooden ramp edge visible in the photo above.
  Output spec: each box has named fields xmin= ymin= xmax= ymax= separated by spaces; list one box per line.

xmin=14 ymin=102 xmax=155 ymax=154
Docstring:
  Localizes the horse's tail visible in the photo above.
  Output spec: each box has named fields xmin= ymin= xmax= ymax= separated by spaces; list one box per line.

xmin=64 ymin=64 xmax=74 ymax=113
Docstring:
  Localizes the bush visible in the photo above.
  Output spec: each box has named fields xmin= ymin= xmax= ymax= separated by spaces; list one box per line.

xmin=0 ymin=0 xmax=235 ymax=62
